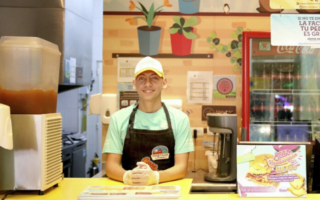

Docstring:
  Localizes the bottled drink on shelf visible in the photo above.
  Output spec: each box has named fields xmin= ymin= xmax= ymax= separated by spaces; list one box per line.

xmin=316 ymin=96 xmax=320 ymax=121
xmin=293 ymin=64 xmax=302 ymax=90
xmin=261 ymin=63 xmax=268 ymax=89
xmin=251 ymin=63 xmax=260 ymax=89
xmin=259 ymin=94 xmax=266 ymax=121
xmin=292 ymin=95 xmax=302 ymax=121
xmin=270 ymin=64 xmax=279 ymax=90
xmin=301 ymin=66 xmax=309 ymax=90
xmin=278 ymin=64 xmax=286 ymax=90
xmin=285 ymin=64 xmax=294 ymax=90
xmin=250 ymin=94 xmax=258 ymax=121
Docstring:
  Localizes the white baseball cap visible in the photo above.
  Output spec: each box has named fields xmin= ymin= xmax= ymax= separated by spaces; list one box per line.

xmin=134 ymin=56 xmax=164 ymax=78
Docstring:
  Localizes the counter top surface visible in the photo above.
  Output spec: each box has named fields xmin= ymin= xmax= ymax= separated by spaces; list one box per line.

xmin=1 ymin=177 xmax=320 ymax=200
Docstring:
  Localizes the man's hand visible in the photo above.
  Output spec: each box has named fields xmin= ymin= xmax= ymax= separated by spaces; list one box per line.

xmin=123 ymin=162 xmax=159 ymax=185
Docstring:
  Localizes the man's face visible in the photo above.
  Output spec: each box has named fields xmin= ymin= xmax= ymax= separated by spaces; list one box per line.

xmin=133 ymin=70 xmax=167 ymax=102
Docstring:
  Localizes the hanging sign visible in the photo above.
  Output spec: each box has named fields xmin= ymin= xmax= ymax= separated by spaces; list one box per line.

xmin=271 ymin=14 xmax=320 ymax=46
xmin=270 ymin=0 xmax=320 ymax=9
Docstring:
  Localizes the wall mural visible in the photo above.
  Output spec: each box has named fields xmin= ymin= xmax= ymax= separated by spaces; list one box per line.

xmin=104 ymin=0 xmax=303 ymax=14
xmin=207 ymin=27 xmax=250 ymax=73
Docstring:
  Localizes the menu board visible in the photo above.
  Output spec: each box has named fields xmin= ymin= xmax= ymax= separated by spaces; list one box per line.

xmin=237 ymin=145 xmax=307 ymax=197
xmin=78 ymin=185 xmax=181 ymax=199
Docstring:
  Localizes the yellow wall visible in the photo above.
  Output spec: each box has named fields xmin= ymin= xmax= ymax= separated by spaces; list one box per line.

xmin=102 ymin=14 xmax=271 ymax=170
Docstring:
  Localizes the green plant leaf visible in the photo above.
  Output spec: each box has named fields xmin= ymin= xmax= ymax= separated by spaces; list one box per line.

xmin=146 ymin=3 xmax=155 ymax=27
xmin=138 ymin=2 xmax=149 ymax=18
xmin=173 ymin=16 xmax=181 ymax=26
xmin=184 ymin=16 xmax=198 ymax=27
xmin=172 ymin=23 xmax=181 ymax=28
xmin=169 ymin=28 xmax=179 ymax=34
xmin=221 ymin=49 xmax=227 ymax=54
xmin=215 ymin=49 xmax=219 ymax=53
xmin=153 ymin=10 xmax=162 ymax=20
xmin=183 ymin=27 xmax=192 ymax=32
xmin=133 ymin=16 xmax=147 ymax=23
xmin=210 ymin=32 xmax=216 ymax=38
xmin=231 ymin=31 xmax=238 ymax=38
xmin=222 ymin=45 xmax=228 ymax=51
xmin=236 ymin=27 xmax=243 ymax=35
xmin=180 ymin=18 xmax=185 ymax=27
xmin=238 ymin=42 xmax=242 ymax=48
xmin=217 ymin=44 xmax=224 ymax=51
xmin=234 ymin=51 xmax=242 ymax=59
xmin=209 ymin=44 xmax=215 ymax=50
xmin=207 ymin=37 xmax=213 ymax=43
xmin=230 ymin=57 xmax=237 ymax=64
xmin=233 ymin=65 xmax=239 ymax=71
xmin=183 ymin=29 xmax=197 ymax=39
xmin=232 ymin=48 xmax=239 ymax=54
xmin=228 ymin=41 xmax=232 ymax=49
xmin=178 ymin=29 xmax=183 ymax=35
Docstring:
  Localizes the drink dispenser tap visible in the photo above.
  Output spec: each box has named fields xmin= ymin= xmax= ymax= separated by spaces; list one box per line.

xmin=205 ymin=113 xmax=237 ymax=182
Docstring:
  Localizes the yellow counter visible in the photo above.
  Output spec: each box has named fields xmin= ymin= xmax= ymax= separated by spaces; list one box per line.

xmin=1 ymin=178 xmax=320 ymax=200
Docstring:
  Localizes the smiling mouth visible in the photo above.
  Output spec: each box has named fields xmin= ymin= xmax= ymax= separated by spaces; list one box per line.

xmin=143 ymin=89 xmax=154 ymax=94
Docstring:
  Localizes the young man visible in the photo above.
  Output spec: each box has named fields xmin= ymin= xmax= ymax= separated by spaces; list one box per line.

xmin=102 ymin=56 xmax=194 ymax=185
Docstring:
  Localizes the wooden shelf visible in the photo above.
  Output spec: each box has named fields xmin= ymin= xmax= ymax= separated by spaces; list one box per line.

xmin=112 ymin=53 xmax=213 ymax=59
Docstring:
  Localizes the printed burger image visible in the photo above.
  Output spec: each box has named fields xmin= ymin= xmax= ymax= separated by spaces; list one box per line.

xmin=245 ymin=154 xmax=280 ymax=187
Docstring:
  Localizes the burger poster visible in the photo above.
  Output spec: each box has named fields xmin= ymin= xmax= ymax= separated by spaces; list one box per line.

xmin=237 ymin=145 xmax=307 ymax=197
xmin=213 ymin=75 xmax=236 ymax=98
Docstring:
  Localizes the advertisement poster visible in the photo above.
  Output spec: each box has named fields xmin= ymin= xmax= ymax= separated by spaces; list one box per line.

xmin=271 ymin=0 xmax=320 ymax=9
xmin=213 ymin=75 xmax=236 ymax=98
xmin=271 ymin=14 xmax=320 ymax=46
xmin=117 ymin=83 xmax=139 ymax=110
xmin=237 ymin=145 xmax=307 ymax=197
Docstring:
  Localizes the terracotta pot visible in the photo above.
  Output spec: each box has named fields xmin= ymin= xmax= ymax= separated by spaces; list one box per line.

xmin=170 ymin=28 xmax=193 ymax=56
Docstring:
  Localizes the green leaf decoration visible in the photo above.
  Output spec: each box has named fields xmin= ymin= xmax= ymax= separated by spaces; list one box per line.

xmin=217 ymin=44 xmax=224 ymax=51
xmin=236 ymin=27 xmax=243 ymax=35
xmin=233 ymin=65 xmax=239 ymax=71
xmin=183 ymin=27 xmax=193 ymax=32
xmin=238 ymin=42 xmax=242 ymax=48
xmin=178 ymin=29 xmax=183 ymax=35
xmin=153 ymin=10 xmax=162 ymax=20
xmin=222 ymin=45 xmax=228 ymax=51
xmin=180 ymin=18 xmax=185 ymax=27
xmin=146 ymin=3 xmax=155 ymax=27
xmin=231 ymin=40 xmax=239 ymax=49
xmin=238 ymin=34 xmax=242 ymax=42
xmin=172 ymin=23 xmax=181 ymax=28
xmin=231 ymin=31 xmax=238 ymax=38
xmin=213 ymin=38 xmax=220 ymax=45
xmin=207 ymin=37 xmax=213 ymax=43
xmin=234 ymin=51 xmax=242 ymax=59
xmin=173 ymin=16 xmax=181 ymax=26
xmin=210 ymin=32 xmax=217 ymax=38
xmin=183 ymin=29 xmax=197 ymax=39
xmin=230 ymin=57 xmax=237 ymax=63
xmin=221 ymin=49 xmax=227 ymax=54
xmin=138 ymin=2 xmax=149 ymax=18
xmin=184 ymin=16 xmax=198 ymax=27
xmin=232 ymin=48 xmax=239 ymax=54
xmin=215 ymin=49 xmax=219 ymax=53
xmin=133 ymin=16 xmax=147 ymax=23
xmin=169 ymin=28 xmax=179 ymax=34
xmin=226 ymin=52 xmax=231 ymax=57
xmin=228 ymin=41 xmax=232 ymax=49
xmin=209 ymin=44 xmax=215 ymax=50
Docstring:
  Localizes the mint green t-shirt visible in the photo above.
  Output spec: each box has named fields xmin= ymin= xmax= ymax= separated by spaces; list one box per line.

xmin=102 ymin=103 xmax=194 ymax=155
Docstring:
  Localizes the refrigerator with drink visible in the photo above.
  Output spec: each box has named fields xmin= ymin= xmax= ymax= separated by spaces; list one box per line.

xmin=242 ymin=31 xmax=320 ymax=142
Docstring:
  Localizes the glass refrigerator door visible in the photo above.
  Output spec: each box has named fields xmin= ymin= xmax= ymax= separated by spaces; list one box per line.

xmin=242 ymin=31 xmax=320 ymax=142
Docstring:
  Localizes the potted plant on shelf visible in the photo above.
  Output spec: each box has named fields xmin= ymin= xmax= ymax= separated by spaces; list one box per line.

xmin=125 ymin=0 xmax=172 ymax=56
xmin=169 ymin=16 xmax=198 ymax=56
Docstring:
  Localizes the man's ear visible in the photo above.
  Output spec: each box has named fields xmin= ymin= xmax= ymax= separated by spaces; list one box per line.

xmin=162 ymin=78 xmax=168 ymax=89
xmin=132 ymin=79 xmax=136 ymax=90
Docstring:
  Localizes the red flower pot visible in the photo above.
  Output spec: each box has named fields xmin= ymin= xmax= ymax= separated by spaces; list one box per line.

xmin=170 ymin=28 xmax=193 ymax=56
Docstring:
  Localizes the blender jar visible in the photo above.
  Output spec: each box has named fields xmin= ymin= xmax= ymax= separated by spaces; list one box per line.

xmin=0 ymin=36 xmax=61 ymax=114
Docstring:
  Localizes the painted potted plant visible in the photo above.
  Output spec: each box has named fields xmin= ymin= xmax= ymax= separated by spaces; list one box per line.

xmin=178 ymin=0 xmax=201 ymax=14
xmin=169 ymin=16 xmax=198 ymax=56
xmin=126 ymin=0 xmax=172 ymax=56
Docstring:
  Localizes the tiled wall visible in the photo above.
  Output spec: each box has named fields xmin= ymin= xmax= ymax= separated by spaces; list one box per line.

xmin=102 ymin=14 xmax=271 ymax=171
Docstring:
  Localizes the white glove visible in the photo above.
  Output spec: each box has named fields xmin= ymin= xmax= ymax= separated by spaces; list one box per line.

xmin=123 ymin=162 xmax=159 ymax=185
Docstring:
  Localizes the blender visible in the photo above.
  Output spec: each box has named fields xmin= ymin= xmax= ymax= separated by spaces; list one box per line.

xmin=205 ymin=113 xmax=237 ymax=182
